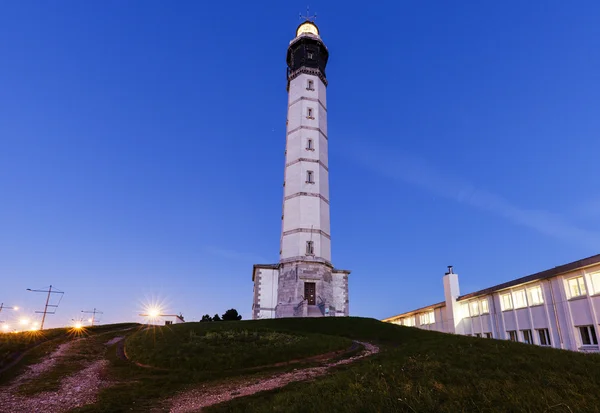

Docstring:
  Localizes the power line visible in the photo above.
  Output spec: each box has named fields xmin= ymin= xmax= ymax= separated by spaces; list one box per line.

xmin=26 ymin=285 xmax=64 ymax=330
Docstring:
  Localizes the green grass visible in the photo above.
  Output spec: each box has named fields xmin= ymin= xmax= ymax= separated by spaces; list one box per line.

xmin=204 ymin=317 xmax=600 ymax=413
xmin=8 ymin=318 xmax=600 ymax=413
xmin=0 ymin=328 xmax=67 ymax=366
xmin=125 ymin=321 xmax=352 ymax=371
xmin=74 ymin=320 xmax=355 ymax=413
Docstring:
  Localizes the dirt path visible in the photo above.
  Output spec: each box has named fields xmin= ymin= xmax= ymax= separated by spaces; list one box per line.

xmin=0 ymin=335 xmax=126 ymax=413
xmin=167 ymin=341 xmax=380 ymax=413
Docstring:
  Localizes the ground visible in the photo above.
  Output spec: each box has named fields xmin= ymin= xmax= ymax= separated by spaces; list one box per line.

xmin=1 ymin=317 xmax=600 ymax=412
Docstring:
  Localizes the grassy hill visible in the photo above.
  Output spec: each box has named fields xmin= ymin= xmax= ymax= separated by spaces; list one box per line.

xmin=125 ymin=320 xmax=353 ymax=371
xmin=204 ymin=317 xmax=600 ymax=413
xmin=2 ymin=317 xmax=600 ymax=412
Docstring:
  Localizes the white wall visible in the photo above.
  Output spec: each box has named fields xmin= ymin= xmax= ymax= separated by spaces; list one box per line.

xmin=281 ymin=71 xmax=331 ymax=263
xmin=254 ymin=268 xmax=279 ymax=319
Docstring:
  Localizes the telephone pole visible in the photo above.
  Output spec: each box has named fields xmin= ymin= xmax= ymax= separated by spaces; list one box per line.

xmin=26 ymin=285 xmax=64 ymax=330
xmin=81 ymin=308 xmax=103 ymax=326
xmin=0 ymin=303 xmax=18 ymax=313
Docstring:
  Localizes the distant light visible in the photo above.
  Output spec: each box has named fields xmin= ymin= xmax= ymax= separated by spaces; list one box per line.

xmin=20 ymin=318 xmax=29 ymax=325
xmin=1 ymin=324 xmax=9 ymax=331
xmin=147 ymin=307 xmax=161 ymax=318
xmin=88 ymin=318 xmax=93 ymax=323
xmin=74 ymin=322 xmax=82 ymax=329
xmin=13 ymin=306 xmax=19 ymax=311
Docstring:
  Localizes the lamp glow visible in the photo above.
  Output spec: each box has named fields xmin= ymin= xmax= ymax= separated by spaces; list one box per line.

xmin=20 ymin=318 xmax=29 ymax=325
xmin=148 ymin=307 xmax=160 ymax=318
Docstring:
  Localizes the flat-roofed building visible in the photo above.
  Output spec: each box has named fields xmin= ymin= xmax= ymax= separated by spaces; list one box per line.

xmin=383 ymin=254 xmax=600 ymax=353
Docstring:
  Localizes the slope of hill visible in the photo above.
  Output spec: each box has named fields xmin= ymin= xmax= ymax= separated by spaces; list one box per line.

xmin=2 ymin=318 xmax=600 ymax=412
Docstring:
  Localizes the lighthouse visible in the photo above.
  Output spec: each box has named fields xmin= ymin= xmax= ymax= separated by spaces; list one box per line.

xmin=251 ymin=17 xmax=350 ymax=319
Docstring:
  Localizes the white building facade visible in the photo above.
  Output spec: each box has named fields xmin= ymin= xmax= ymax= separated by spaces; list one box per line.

xmin=383 ymin=254 xmax=600 ymax=353
xmin=251 ymin=20 xmax=350 ymax=320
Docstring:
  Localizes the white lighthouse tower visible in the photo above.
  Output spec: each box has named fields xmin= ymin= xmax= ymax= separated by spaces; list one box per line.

xmin=251 ymin=17 xmax=350 ymax=319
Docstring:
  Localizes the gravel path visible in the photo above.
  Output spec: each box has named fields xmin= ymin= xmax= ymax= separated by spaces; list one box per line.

xmin=0 ymin=336 xmax=123 ymax=413
xmin=0 ymin=360 xmax=109 ymax=413
xmin=168 ymin=341 xmax=380 ymax=413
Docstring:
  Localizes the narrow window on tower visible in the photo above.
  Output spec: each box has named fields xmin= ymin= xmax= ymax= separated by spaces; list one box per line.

xmin=306 ymin=139 xmax=314 ymax=150
xmin=307 ymin=107 xmax=314 ymax=119
xmin=306 ymin=241 xmax=314 ymax=255
xmin=307 ymin=79 xmax=314 ymax=90
xmin=307 ymin=52 xmax=314 ymax=60
xmin=306 ymin=170 xmax=314 ymax=183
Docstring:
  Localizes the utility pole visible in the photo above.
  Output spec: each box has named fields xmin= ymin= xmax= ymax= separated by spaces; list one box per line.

xmin=0 ymin=303 xmax=19 ymax=313
xmin=81 ymin=308 xmax=103 ymax=326
xmin=0 ymin=303 xmax=18 ymax=331
xmin=26 ymin=285 xmax=64 ymax=330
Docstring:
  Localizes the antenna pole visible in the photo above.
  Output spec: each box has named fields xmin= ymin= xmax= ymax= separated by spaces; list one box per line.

xmin=82 ymin=308 xmax=103 ymax=326
xmin=40 ymin=285 xmax=52 ymax=330
xmin=26 ymin=285 xmax=64 ymax=330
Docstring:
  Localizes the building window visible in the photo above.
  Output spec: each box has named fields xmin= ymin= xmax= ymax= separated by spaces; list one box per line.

xmin=485 ymin=332 xmax=493 ymax=339
xmin=475 ymin=333 xmax=482 ymax=338
xmin=578 ymin=325 xmax=598 ymax=346
xmin=306 ymin=138 xmax=314 ymax=150
xmin=460 ymin=303 xmax=470 ymax=318
xmin=529 ymin=286 xmax=544 ymax=306
xmin=507 ymin=330 xmax=518 ymax=341
xmin=419 ymin=310 xmax=435 ymax=325
xmin=306 ymin=170 xmax=314 ymax=183
xmin=537 ymin=329 xmax=551 ymax=346
xmin=501 ymin=293 xmax=513 ymax=311
xmin=567 ymin=276 xmax=587 ymax=298
xmin=307 ymin=79 xmax=314 ymax=90
xmin=513 ymin=289 xmax=527 ymax=309
xmin=403 ymin=316 xmax=415 ymax=327
xmin=428 ymin=310 xmax=435 ymax=324
xmin=470 ymin=301 xmax=480 ymax=316
xmin=307 ymin=107 xmax=314 ymax=119
xmin=307 ymin=52 xmax=314 ymax=59
xmin=305 ymin=241 xmax=314 ymax=255
xmin=480 ymin=298 xmax=489 ymax=314
xmin=590 ymin=272 xmax=600 ymax=295
xmin=521 ymin=329 xmax=533 ymax=344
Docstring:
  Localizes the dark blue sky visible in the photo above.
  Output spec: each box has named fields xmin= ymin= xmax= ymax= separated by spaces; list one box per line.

xmin=1 ymin=1 xmax=599 ymax=327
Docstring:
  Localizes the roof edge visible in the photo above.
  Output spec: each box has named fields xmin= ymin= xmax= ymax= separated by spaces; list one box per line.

xmin=457 ymin=253 xmax=600 ymax=301
xmin=381 ymin=301 xmax=446 ymax=322
xmin=252 ymin=263 xmax=279 ymax=281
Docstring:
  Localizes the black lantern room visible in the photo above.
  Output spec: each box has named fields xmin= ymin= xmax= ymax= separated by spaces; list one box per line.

xmin=286 ymin=20 xmax=329 ymax=89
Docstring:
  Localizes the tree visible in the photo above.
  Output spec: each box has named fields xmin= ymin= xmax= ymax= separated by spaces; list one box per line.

xmin=213 ymin=314 xmax=221 ymax=321
xmin=222 ymin=308 xmax=242 ymax=321
xmin=200 ymin=314 xmax=212 ymax=322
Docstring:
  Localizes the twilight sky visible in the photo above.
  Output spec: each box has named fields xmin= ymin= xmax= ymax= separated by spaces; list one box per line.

xmin=1 ymin=1 xmax=599 ymax=328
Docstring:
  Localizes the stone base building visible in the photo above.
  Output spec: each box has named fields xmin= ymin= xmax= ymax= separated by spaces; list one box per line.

xmin=253 ymin=263 xmax=349 ymax=319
